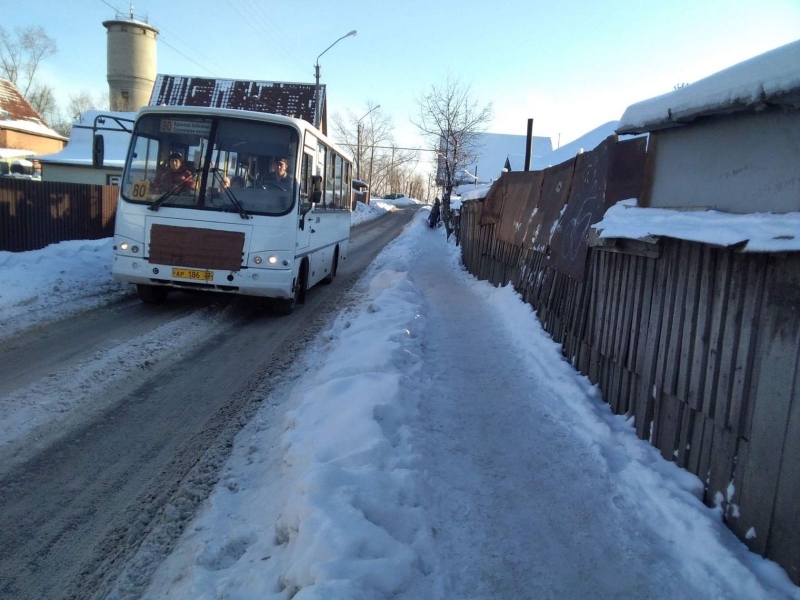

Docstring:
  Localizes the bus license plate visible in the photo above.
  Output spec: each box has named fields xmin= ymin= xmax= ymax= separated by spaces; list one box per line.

xmin=172 ymin=268 xmax=213 ymax=281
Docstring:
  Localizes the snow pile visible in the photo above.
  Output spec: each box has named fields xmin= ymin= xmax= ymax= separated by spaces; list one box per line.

xmin=378 ymin=195 xmax=423 ymax=207
xmin=350 ymin=200 xmax=395 ymax=226
xmin=0 ymin=239 xmax=130 ymax=341
xmin=143 ymin=217 xmax=435 ymax=599
xmin=618 ymin=39 xmax=800 ymax=134
xmin=460 ymin=183 xmax=492 ymax=201
xmin=594 ymin=199 xmax=800 ymax=252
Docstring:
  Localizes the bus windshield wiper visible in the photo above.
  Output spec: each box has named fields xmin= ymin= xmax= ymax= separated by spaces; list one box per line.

xmin=147 ymin=173 xmax=196 ymax=212
xmin=209 ymin=168 xmax=251 ymax=219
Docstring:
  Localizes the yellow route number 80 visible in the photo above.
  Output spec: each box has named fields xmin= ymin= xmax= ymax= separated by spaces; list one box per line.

xmin=131 ymin=180 xmax=150 ymax=200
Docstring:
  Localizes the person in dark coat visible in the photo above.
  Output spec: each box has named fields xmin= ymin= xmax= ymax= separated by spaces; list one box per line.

xmin=429 ymin=198 xmax=441 ymax=228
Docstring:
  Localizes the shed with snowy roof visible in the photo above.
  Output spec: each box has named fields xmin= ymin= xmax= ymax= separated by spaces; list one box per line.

xmin=616 ymin=39 xmax=800 ymax=215
xmin=0 ymin=79 xmax=67 ymax=157
xmin=37 ymin=110 xmax=135 ymax=185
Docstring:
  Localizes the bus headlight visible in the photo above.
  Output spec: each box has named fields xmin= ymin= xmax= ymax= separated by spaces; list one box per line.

xmin=120 ymin=242 xmax=129 ymax=250
xmin=268 ymin=255 xmax=278 ymax=265
xmin=254 ymin=256 xmax=263 ymax=264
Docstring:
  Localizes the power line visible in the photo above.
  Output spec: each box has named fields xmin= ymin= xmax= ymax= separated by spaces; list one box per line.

xmin=158 ymin=38 xmax=218 ymax=77
xmin=239 ymin=0 xmax=309 ymax=72
xmin=225 ymin=0 xmax=307 ymax=76
xmin=149 ymin=22 xmax=228 ymax=74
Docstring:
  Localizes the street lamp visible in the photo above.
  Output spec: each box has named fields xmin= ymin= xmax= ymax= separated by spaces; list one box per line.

xmin=314 ymin=30 xmax=357 ymax=128
xmin=356 ymin=104 xmax=380 ymax=181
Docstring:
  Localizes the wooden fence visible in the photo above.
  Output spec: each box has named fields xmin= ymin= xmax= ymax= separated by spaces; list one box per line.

xmin=0 ymin=179 xmax=118 ymax=252
xmin=458 ymin=200 xmax=800 ymax=584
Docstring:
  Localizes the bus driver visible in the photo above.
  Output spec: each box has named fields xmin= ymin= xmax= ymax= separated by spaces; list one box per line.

xmin=154 ymin=152 xmax=196 ymax=194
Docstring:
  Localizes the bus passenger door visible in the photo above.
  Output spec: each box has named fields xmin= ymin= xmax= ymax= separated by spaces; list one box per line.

xmin=297 ymin=151 xmax=313 ymax=252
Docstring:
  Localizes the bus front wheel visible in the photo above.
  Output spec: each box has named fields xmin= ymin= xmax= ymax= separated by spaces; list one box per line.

xmin=273 ymin=260 xmax=307 ymax=315
xmin=137 ymin=284 xmax=169 ymax=304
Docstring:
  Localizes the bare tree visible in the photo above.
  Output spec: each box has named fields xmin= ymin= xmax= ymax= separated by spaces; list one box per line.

xmin=67 ymin=91 xmax=97 ymax=119
xmin=0 ymin=26 xmax=57 ymax=98
xmin=331 ymin=103 xmax=395 ymax=191
xmin=412 ymin=75 xmax=492 ymax=236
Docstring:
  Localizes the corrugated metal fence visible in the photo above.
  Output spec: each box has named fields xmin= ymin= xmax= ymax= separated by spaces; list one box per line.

xmin=0 ymin=179 xmax=118 ymax=252
xmin=458 ymin=200 xmax=800 ymax=584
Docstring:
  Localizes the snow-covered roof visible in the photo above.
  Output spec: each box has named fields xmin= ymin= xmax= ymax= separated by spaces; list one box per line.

xmin=0 ymin=148 xmax=35 ymax=159
xmin=456 ymin=122 xmax=642 ymax=200
xmin=150 ymin=75 xmax=323 ymax=128
xmin=464 ymin=132 xmax=553 ymax=182
xmin=0 ymin=79 xmax=66 ymax=142
xmin=593 ymin=199 xmax=800 ymax=252
xmin=617 ymin=39 xmax=800 ymax=135
xmin=530 ymin=121 xmax=638 ymax=170
xmin=37 ymin=110 xmax=135 ymax=168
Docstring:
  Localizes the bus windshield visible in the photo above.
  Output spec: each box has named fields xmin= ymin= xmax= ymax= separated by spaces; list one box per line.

xmin=122 ymin=114 xmax=299 ymax=216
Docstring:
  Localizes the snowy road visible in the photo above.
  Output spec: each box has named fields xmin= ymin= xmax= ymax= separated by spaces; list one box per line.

xmin=0 ymin=207 xmax=417 ymax=600
xmin=136 ymin=211 xmax=799 ymax=600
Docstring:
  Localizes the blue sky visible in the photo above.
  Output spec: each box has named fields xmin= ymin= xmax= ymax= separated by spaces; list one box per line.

xmin=5 ymin=0 xmax=800 ymax=152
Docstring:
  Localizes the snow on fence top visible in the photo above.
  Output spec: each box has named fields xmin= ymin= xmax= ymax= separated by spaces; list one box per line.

xmin=617 ymin=39 xmax=800 ymax=135
xmin=593 ymin=199 xmax=800 ymax=253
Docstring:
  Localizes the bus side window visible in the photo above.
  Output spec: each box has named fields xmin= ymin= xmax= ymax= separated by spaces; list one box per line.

xmin=301 ymin=152 xmax=312 ymax=199
xmin=316 ymin=142 xmax=326 ymax=206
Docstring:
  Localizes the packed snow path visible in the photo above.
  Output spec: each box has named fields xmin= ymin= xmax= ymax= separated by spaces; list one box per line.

xmin=139 ymin=211 xmax=798 ymax=599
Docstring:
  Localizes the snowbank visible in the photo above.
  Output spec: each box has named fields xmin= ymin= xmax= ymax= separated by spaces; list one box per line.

xmin=0 ymin=239 xmax=130 ymax=341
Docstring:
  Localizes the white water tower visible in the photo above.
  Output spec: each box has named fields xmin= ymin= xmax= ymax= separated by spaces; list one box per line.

xmin=102 ymin=6 xmax=158 ymax=112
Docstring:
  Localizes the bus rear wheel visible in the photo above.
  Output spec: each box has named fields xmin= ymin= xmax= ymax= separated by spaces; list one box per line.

xmin=321 ymin=247 xmax=339 ymax=285
xmin=137 ymin=284 xmax=169 ymax=304
xmin=273 ymin=260 xmax=307 ymax=315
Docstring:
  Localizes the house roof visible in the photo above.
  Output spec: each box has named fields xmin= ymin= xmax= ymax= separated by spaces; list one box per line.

xmin=149 ymin=75 xmax=325 ymax=129
xmin=463 ymin=132 xmax=553 ymax=182
xmin=37 ymin=110 xmax=135 ymax=168
xmin=529 ymin=121 xmax=642 ymax=170
xmin=0 ymin=78 xmax=66 ymax=142
xmin=617 ymin=39 xmax=800 ymax=135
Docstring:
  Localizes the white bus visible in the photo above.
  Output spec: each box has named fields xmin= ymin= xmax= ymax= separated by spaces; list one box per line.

xmin=105 ymin=106 xmax=353 ymax=314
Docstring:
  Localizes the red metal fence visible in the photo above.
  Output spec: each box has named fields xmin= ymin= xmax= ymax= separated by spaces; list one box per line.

xmin=0 ymin=179 xmax=118 ymax=252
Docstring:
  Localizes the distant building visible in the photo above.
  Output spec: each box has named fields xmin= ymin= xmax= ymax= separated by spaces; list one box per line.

xmin=37 ymin=110 xmax=135 ymax=185
xmin=617 ymin=39 xmax=800 ymax=214
xmin=149 ymin=75 xmax=327 ymax=134
xmin=442 ymin=132 xmax=552 ymax=189
xmin=0 ymin=79 xmax=67 ymax=158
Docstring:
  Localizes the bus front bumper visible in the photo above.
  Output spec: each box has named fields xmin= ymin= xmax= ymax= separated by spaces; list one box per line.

xmin=112 ymin=255 xmax=294 ymax=299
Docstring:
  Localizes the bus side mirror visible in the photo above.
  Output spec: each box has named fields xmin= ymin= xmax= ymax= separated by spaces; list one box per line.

xmin=311 ymin=189 xmax=322 ymax=204
xmin=92 ymin=134 xmax=105 ymax=168
xmin=311 ymin=174 xmax=322 ymax=189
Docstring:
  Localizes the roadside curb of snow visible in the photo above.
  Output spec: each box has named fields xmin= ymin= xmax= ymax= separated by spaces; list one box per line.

xmin=273 ymin=214 xmax=436 ymax=599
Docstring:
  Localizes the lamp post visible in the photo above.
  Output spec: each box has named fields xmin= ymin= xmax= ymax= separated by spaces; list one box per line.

xmin=356 ymin=104 xmax=380 ymax=181
xmin=314 ymin=30 xmax=357 ymax=128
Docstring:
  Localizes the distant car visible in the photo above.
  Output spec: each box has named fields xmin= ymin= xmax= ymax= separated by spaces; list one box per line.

xmin=383 ymin=193 xmax=406 ymax=200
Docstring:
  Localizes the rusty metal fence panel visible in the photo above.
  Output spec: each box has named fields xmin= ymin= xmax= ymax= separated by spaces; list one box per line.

xmin=0 ymin=179 xmax=118 ymax=252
